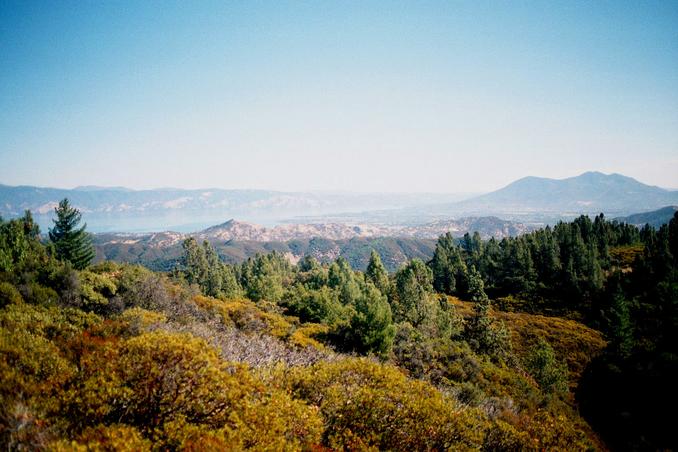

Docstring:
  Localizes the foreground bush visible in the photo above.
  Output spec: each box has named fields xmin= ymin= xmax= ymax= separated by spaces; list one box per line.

xmin=282 ymin=358 xmax=487 ymax=450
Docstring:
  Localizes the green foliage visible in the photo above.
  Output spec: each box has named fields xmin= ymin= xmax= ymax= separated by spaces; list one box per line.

xmin=0 ymin=217 xmax=30 ymax=274
xmin=524 ymin=338 xmax=569 ymax=396
xmin=282 ymin=284 xmax=350 ymax=327
xmin=365 ymin=249 xmax=390 ymax=294
xmin=23 ymin=282 xmax=59 ymax=307
xmin=328 ymin=257 xmax=361 ymax=305
xmin=48 ymin=199 xmax=95 ymax=270
xmin=430 ymin=232 xmax=467 ymax=295
xmin=79 ymin=270 xmax=118 ymax=312
xmin=296 ymin=255 xmax=328 ymax=289
xmin=0 ymin=212 xmax=49 ymax=282
xmin=0 ymin=281 xmax=23 ymax=308
xmin=464 ymin=267 xmax=512 ymax=360
xmin=602 ymin=273 xmax=634 ymax=359
xmin=240 ymin=252 xmax=290 ymax=303
xmin=347 ymin=282 xmax=395 ymax=356
xmin=181 ymin=238 xmax=242 ymax=299
xmin=392 ymin=259 xmax=436 ymax=326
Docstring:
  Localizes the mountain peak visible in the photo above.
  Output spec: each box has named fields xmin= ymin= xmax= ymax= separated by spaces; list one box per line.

xmin=450 ymin=171 xmax=678 ymax=215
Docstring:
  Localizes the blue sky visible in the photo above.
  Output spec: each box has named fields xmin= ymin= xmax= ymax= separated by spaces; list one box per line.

xmin=1 ymin=0 xmax=677 ymax=192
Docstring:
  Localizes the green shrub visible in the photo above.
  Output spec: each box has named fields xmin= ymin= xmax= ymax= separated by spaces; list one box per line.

xmin=0 ymin=282 xmax=22 ymax=307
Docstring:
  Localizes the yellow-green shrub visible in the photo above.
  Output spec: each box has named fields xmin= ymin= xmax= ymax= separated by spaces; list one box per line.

xmin=59 ymin=329 xmax=323 ymax=448
xmin=284 ymin=357 xmax=487 ymax=450
xmin=117 ymin=307 xmax=167 ymax=335
xmin=289 ymin=323 xmax=329 ymax=349
xmin=50 ymin=424 xmax=151 ymax=452
xmin=79 ymin=270 xmax=118 ymax=310
xmin=0 ymin=281 xmax=22 ymax=307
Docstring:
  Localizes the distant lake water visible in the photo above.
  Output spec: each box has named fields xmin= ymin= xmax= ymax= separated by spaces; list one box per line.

xmin=33 ymin=212 xmax=284 ymax=233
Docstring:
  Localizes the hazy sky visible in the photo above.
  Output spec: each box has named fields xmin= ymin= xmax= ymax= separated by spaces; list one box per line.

xmin=1 ymin=1 xmax=677 ymax=193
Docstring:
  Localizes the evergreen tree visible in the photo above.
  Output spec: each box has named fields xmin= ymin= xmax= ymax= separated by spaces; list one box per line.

xmin=203 ymin=241 xmax=224 ymax=298
xmin=530 ymin=227 xmax=560 ymax=290
xmin=465 ymin=266 xmax=511 ymax=359
xmin=461 ymin=231 xmax=483 ymax=268
xmin=0 ymin=214 xmax=36 ymax=274
xmin=350 ymin=282 xmax=395 ymax=356
xmin=608 ymin=291 xmax=633 ymax=359
xmin=365 ymin=250 xmax=390 ymax=294
xmin=392 ymin=259 xmax=435 ymax=326
xmin=499 ymin=237 xmax=536 ymax=294
xmin=478 ymin=237 xmax=502 ymax=290
xmin=220 ymin=264 xmax=242 ymax=299
xmin=525 ymin=338 xmax=568 ymax=395
xmin=181 ymin=238 xmax=242 ymax=298
xmin=603 ymin=272 xmax=634 ymax=359
xmin=297 ymin=255 xmax=328 ymax=290
xmin=21 ymin=210 xmax=40 ymax=239
xmin=241 ymin=253 xmax=285 ymax=303
xmin=298 ymin=255 xmax=321 ymax=272
xmin=182 ymin=237 xmax=208 ymax=288
xmin=669 ymin=212 xmax=678 ymax=265
xmin=328 ymin=257 xmax=360 ymax=305
xmin=48 ymin=198 xmax=95 ymax=270
xmin=430 ymin=233 xmax=467 ymax=295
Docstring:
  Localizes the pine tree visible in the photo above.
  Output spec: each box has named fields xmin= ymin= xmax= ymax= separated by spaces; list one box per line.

xmin=328 ymin=257 xmax=360 ymax=305
xmin=241 ymin=253 xmax=285 ymax=303
xmin=392 ymin=259 xmax=435 ymax=326
xmin=182 ymin=237 xmax=208 ymax=287
xmin=202 ymin=241 xmax=224 ymax=298
xmin=350 ymin=282 xmax=395 ymax=356
xmin=669 ymin=212 xmax=678 ymax=265
xmin=465 ymin=266 xmax=511 ymax=359
xmin=525 ymin=338 xmax=568 ymax=395
xmin=48 ymin=198 xmax=95 ymax=270
xmin=220 ymin=264 xmax=242 ymax=298
xmin=604 ymin=272 xmax=634 ymax=359
xmin=366 ymin=250 xmax=390 ymax=294
xmin=430 ymin=233 xmax=467 ymax=295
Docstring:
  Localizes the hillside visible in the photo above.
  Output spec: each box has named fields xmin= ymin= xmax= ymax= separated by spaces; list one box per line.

xmin=4 ymin=206 xmax=677 ymax=450
xmin=1 ymin=213 xmax=612 ymax=450
xmin=615 ymin=205 xmax=678 ymax=228
xmin=199 ymin=217 xmax=533 ymax=241
xmin=94 ymin=234 xmax=437 ymax=272
xmin=93 ymin=216 xmax=534 ymax=271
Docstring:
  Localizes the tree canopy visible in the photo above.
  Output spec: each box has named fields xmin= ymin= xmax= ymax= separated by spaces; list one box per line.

xmin=48 ymin=199 xmax=95 ymax=270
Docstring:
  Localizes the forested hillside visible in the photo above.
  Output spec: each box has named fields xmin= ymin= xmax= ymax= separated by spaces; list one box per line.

xmin=615 ymin=205 xmax=678 ymax=228
xmin=1 ymin=205 xmax=676 ymax=450
xmin=94 ymin=234 xmax=438 ymax=273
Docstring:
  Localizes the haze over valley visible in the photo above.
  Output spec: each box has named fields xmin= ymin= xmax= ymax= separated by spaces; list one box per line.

xmin=2 ymin=171 xmax=676 ymax=234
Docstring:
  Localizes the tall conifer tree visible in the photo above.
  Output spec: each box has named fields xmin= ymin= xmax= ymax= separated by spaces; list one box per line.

xmin=48 ymin=198 xmax=95 ymax=270
xmin=366 ymin=250 xmax=390 ymax=294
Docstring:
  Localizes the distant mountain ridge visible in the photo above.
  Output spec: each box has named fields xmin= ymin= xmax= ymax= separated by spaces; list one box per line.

xmin=96 ymin=216 xmax=533 ymax=250
xmin=409 ymin=172 xmax=678 ymax=218
xmin=3 ymin=172 xmax=676 ymax=231
xmin=615 ymin=206 xmax=678 ymax=228
xmin=0 ymin=183 xmax=472 ymax=232
xmin=196 ymin=217 xmax=533 ymax=242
